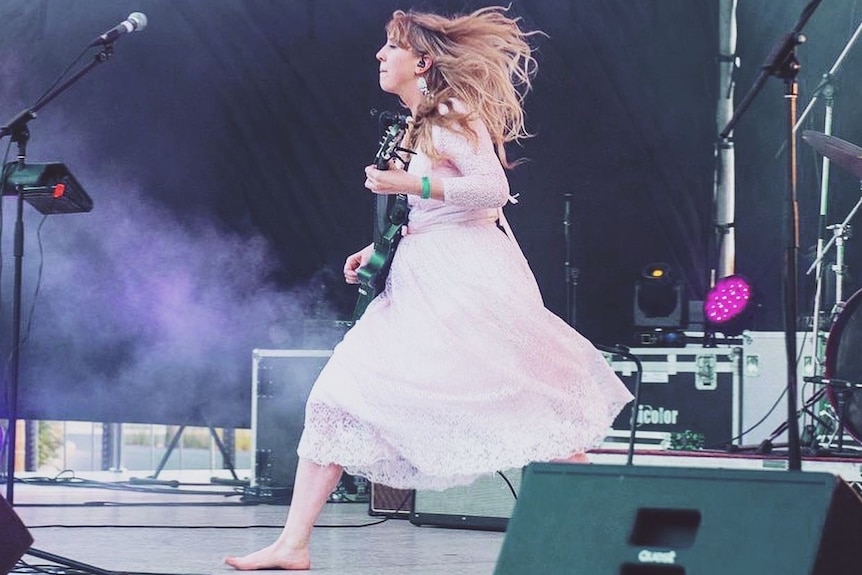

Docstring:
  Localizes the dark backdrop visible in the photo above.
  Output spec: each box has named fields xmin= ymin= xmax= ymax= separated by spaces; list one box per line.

xmin=0 ymin=0 xmax=860 ymax=427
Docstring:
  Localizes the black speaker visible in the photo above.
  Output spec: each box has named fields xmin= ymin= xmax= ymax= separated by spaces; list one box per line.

xmin=410 ymin=468 xmax=522 ymax=531
xmin=495 ymin=463 xmax=862 ymax=574
xmin=251 ymin=350 xmax=331 ymax=490
xmin=0 ymin=494 xmax=33 ymax=574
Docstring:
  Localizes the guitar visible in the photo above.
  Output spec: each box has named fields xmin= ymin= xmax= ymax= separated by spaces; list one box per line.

xmin=352 ymin=113 xmax=412 ymax=322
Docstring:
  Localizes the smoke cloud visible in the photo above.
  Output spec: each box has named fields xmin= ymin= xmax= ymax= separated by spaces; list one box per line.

xmin=5 ymin=172 xmax=341 ymax=428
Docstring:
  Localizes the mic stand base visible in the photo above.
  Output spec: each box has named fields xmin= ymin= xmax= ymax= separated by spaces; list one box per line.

xmin=26 ymin=547 xmax=114 ymax=575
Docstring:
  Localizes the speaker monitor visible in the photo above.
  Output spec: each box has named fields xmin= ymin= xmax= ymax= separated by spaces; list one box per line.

xmin=0 ymin=494 xmax=33 ymax=574
xmin=411 ymin=468 xmax=522 ymax=531
xmin=495 ymin=463 xmax=862 ymax=574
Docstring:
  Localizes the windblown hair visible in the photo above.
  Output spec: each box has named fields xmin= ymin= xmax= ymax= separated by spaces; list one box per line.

xmin=386 ymin=6 xmax=540 ymax=168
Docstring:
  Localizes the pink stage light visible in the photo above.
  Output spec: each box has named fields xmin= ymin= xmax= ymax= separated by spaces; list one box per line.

xmin=704 ymin=275 xmax=753 ymax=334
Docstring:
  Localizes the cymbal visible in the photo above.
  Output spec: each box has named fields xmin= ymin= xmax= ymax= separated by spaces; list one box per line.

xmin=802 ymin=130 xmax=862 ymax=180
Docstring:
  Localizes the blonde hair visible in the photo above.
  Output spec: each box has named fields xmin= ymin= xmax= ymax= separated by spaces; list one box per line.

xmin=386 ymin=6 xmax=540 ymax=168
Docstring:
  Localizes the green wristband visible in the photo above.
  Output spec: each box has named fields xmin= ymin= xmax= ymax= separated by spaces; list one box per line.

xmin=421 ymin=176 xmax=431 ymax=199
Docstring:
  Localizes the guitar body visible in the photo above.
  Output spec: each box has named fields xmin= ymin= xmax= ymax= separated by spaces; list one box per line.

xmin=353 ymin=194 xmax=409 ymax=320
xmin=351 ymin=114 xmax=411 ymax=323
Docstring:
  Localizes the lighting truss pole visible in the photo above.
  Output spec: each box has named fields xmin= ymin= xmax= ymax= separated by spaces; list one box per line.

xmin=714 ymin=0 xmax=739 ymax=282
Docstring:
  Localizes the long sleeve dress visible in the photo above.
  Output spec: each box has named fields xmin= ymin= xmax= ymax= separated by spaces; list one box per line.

xmin=296 ymin=115 xmax=634 ymax=491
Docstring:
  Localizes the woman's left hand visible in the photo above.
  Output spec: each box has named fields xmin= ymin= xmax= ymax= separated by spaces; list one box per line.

xmin=364 ymin=165 xmax=417 ymax=195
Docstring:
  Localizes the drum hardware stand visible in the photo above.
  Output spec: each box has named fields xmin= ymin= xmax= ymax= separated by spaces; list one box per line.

xmin=804 ymin=78 xmax=835 ymax=381
xmin=804 ymin=376 xmax=862 ymax=454
xmin=748 ymin=359 xmax=862 ymax=458
xmin=806 ymin=185 xmax=862 ymax=355
xmin=800 ymin=185 xmax=862 ymax=440
xmin=736 ymin=386 xmax=830 ymax=455
xmin=794 ymin=16 xmax=862 ymax=436
xmin=803 ymin=213 xmax=843 ymax=432
xmin=801 ymin=138 xmax=862 ymax=458
xmin=825 ymin=221 xmax=851 ymax=324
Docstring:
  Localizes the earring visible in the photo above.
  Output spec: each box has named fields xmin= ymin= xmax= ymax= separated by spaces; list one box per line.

xmin=417 ymin=75 xmax=430 ymax=96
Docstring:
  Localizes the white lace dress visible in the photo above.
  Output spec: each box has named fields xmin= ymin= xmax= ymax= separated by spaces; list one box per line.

xmin=296 ymin=118 xmax=634 ymax=490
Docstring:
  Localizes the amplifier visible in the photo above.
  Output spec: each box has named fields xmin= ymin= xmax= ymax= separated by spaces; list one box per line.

xmin=410 ymin=469 xmax=522 ymax=532
xmin=368 ymin=483 xmax=414 ymax=519
xmin=250 ymin=349 xmax=332 ymax=490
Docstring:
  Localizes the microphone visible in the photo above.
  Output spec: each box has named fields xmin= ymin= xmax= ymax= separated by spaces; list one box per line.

xmin=90 ymin=12 xmax=148 ymax=47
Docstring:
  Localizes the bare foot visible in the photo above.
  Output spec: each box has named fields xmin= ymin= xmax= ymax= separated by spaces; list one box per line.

xmin=552 ymin=452 xmax=590 ymax=464
xmin=568 ymin=452 xmax=590 ymax=463
xmin=224 ymin=542 xmax=311 ymax=571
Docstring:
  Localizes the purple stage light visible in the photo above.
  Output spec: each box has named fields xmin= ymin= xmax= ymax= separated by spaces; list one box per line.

xmin=704 ymin=275 xmax=753 ymax=334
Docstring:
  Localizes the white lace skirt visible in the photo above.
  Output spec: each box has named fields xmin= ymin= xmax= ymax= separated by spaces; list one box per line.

xmin=297 ymin=222 xmax=633 ymax=490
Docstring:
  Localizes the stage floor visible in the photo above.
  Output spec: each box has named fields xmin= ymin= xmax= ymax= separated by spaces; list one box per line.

xmin=8 ymin=469 xmax=503 ymax=575
xmin=7 ymin=447 xmax=862 ymax=574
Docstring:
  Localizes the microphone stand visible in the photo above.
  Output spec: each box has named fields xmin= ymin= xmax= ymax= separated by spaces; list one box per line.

xmin=595 ymin=344 xmax=643 ymax=466
xmin=772 ymin=19 xmax=862 ymax=159
xmin=1 ymin=43 xmax=114 ymax=505
xmin=719 ymin=0 xmax=824 ymax=472
xmin=563 ymin=193 xmax=579 ymax=328
xmin=563 ymin=200 xmax=639 ymax=463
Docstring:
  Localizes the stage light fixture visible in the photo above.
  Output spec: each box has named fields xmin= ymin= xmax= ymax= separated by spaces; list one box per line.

xmin=2 ymin=162 xmax=93 ymax=214
xmin=704 ymin=274 xmax=754 ymax=335
xmin=633 ymin=262 xmax=687 ymax=329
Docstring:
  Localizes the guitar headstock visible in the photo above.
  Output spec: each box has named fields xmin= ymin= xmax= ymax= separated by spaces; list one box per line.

xmin=375 ymin=113 xmax=411 ymax=170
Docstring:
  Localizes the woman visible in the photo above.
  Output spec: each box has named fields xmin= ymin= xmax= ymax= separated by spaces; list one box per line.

xmin=226 ymin=6 xmax=632 ymax=571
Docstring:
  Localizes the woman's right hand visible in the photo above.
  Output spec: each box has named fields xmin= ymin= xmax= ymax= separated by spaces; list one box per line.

xmin=343 ymin=243 xmax=374 ymax=284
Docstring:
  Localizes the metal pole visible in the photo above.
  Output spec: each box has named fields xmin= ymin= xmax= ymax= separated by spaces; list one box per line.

xmin=714 ymin=0 xmax=739 ymax=280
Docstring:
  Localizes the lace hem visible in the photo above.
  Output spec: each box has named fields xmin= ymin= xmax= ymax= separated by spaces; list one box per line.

xmin=296 ymin=397 xmax=628 ymax=491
